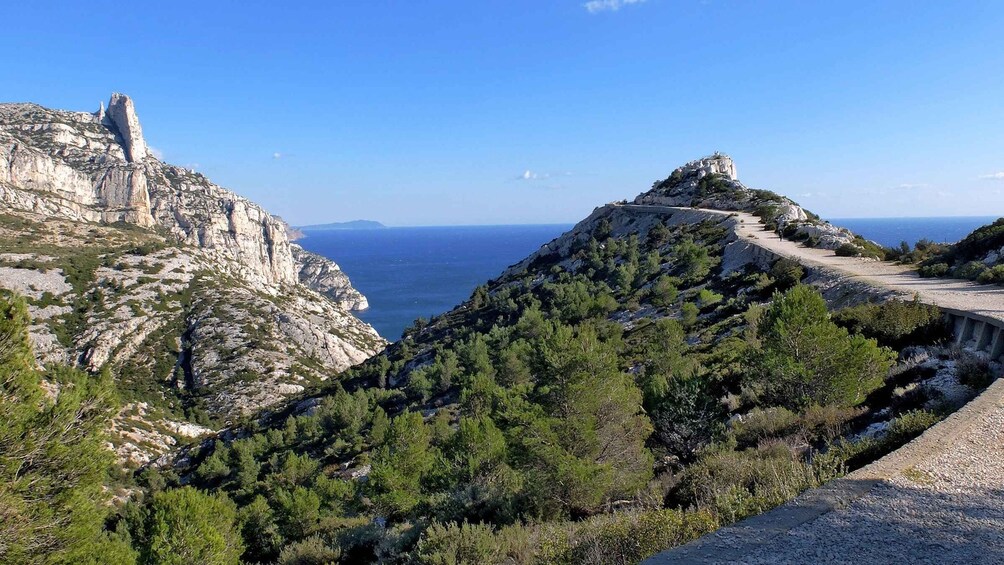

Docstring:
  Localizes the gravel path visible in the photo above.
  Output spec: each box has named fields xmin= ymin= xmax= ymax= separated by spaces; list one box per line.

xmin=644 ymin=208 xmax=1004 ymax=564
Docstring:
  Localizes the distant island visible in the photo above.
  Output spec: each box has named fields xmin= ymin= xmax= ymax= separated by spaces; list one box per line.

xmin=299 ymin=219 xmax=386 ymax=231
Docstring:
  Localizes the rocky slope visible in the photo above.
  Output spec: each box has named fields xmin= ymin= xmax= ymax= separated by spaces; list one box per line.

xmin=0 ymin=94 xmax=385 ymax=465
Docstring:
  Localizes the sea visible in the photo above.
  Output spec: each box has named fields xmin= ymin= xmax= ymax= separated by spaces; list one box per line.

xmin=828 ymin=216 xmax=997 ymax=247
xmin=299 ymin=216 xmax=1000 ymax=341
xmin=298 ymin=225 xmax=572 ymax=340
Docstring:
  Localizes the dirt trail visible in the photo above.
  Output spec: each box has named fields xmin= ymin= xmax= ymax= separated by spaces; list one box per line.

xmin=728 ymin=210 xmax=1004 ymax=323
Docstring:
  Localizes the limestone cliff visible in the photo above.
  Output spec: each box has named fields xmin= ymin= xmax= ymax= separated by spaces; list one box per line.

xmin=0 ymin=94 xmax=365 ymax=291
xmin=0 ymin=95 xmax=386 ymax=465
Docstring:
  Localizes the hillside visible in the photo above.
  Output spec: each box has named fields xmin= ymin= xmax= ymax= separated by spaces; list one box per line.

xmin=0 ymin=95 xmax=386 ymax=464
xmin=916 ymin=217 xmax=1004 ymax=284
xmin=117 ymin=154 xmax=988 ymax=563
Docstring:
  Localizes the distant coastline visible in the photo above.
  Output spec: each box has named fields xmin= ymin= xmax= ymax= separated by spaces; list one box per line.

xmin=299 ymin=219 xmax=386 ymax=231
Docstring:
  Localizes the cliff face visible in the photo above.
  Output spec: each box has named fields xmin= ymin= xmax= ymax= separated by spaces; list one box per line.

xmin=0 ymin=95 xmax=350 ymax=289
xmin=0 ymin=95 xmax=385 ymax=465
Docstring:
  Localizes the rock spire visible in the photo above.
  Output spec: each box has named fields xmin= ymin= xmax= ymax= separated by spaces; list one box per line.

xmin=103 ymin=93 xmax=148 ymax=162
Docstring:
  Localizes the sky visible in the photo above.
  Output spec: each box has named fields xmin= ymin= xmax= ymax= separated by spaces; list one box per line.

xmin=3 ymin=1 xmax=1004 ymax=226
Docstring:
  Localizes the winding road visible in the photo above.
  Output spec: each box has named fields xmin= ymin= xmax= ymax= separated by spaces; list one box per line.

xmin=643 ymin=207 xmax=1004 ymax=565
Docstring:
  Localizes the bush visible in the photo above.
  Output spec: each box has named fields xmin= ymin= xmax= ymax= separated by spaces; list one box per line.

xmin=672 ymin=444 xmax=817 ymax=525
xmin=769 ymin=259 xmax=803 ymax=290
xmin=885 ymin=409 xmax=941 ymax=444
xmin=835 ymin=243 xmax=862 ymax=257
xmin=697 ymin=288 xmax=723 ymax=309
xmin=731 ymin=405 xmax=862 ymax=449
xmin=416 ymin=522 xmax=497 ymax=565
xmin=798 ymin=404 xmax=863 ymax=442
xmin=681 ymin=302 xmax=699 ymax=328
xmin=955 ymin=352 xmax=995 ymax=389
xmin=731 ymin=407 xmax=800 ymax=448
xmin=976 ymin=264 xmax=1004 ymax=285
xmin=277 ymin=535 xmax=342 ymax=565
xmin=832 ymin=299 xmax=950 ymax=349
xmin=813 ymin=409 xmax=942 ymax=478
xmin=918 ymin=263 xmax=950 ymax=278
xmin=415 ymin=509 xmax=718 ymax=565
xmin=650 ymin=276 xmax=679 ymax=307
xmin=955 ymin=261 xmax=988 ymax=280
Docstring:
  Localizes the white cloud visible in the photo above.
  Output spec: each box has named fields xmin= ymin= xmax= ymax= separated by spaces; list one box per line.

xmin=516 ymin=170 xmax=550 ymax=181
xmin=584 ymin=0 xmax=646 ymax=14
xmin=148 ymin=146 xmax=164 ymax=160
xmin=895 ymin=183 xmax=930 ymax=190
xmin=980 ymin=172 xmax=1004 ymax=180
xmin=273 ymin=152 xmax=283 ymax=160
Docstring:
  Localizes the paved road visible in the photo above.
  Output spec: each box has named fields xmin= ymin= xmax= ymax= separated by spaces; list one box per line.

xmin=643 ymin=207 xmax=1004 ymax=564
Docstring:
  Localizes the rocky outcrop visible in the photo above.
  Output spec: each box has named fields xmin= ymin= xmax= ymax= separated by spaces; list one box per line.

xmin=103 ymin=93 xmax=148 ymax=162
xmin=292 ymin=245 xmax=369 ymax=311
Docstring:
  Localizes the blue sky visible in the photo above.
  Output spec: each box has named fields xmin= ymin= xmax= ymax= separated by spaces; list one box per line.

xmin=4 ymin=1 xmax=1004 ymax=225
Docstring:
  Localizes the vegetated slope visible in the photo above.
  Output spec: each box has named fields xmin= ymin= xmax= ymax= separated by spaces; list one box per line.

xmin=917 ymin=217 xmax=1004 ymax=284
xmin=0 ymin=96 xmax=385 ymax=465
xmin=112 ymin=155 xmax=987 ymax=564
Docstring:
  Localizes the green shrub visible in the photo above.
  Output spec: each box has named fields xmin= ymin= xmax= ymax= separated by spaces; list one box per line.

xmin=955 ymin=261 xmax=988 ymax=280
xmin=697 ymin=288 xmax=723 ymax=309
xmin=976 ymin=264 xmax=1004 ymax=285
xmin=146 ymin=488 xmax=244 ymax=565
xmin=835 ymin=243 xmax=861 ymax=257
xmin=885 ymin=410 xmax=942 ymax=445
xmin=672 ymin=444 xmax=817 ymax=525
xmin=955 ymin=352 xmax=995 ymax=389
xmin=832 ymin=299 xmax=950 ymax=349
xmin=650 ymin=276 xmax=679 ymax=307
xmin=731 ymin=407 xmax=800 ymax=448
xmin=416 ymin=509 xmax=718 ymax=565
xmin=416 ymin=522 xmax=496 ymax=565
xmin=918 ymin=263 xmax=950 ymax=278
xmin=813 ymin=409 xmax=942 ymax=478
xmin=681 ymin=302 xmax=699 ymax=328
xmin=277 ymin=535 xmax=341 ymax=565
xmin=769 ymin=259 xmax=804 ymax=290
xmin=798 ymin=404 xmax=863 ymax=442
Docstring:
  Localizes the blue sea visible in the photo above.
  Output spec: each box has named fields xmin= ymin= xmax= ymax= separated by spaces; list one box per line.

xmin=300 ymin=217 xmax=999 ymax=341
xmin=828 ymin=216 xmax=998 ymax=247
xmin=298 ymin=225 xmax=572 ymax=340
